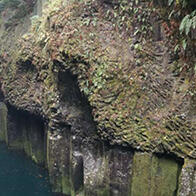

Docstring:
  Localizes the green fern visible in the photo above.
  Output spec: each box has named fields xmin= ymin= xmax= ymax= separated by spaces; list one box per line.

xmin=168 ymin=0 xmax=196 ymax=37
xmin=179 ymin=10 xmax=196 ymax=35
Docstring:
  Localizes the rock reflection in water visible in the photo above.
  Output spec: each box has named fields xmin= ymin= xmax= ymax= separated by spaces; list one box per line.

xmin=0 ymin=143 xmax=54 ymax=196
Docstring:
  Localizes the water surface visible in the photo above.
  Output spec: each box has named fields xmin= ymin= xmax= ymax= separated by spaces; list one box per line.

xmin=0 ymin=142 xmax=55 ymax=196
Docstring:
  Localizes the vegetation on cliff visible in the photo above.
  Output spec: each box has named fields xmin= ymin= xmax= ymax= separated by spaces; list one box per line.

xmin=0 ymin=0 xmax=195 ymax=160
xmin=161 ymin=0 xmax=196 ymax=62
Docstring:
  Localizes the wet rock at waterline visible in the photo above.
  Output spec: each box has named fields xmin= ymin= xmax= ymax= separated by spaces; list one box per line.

xmin=4 ymin=105 xmax=45 ymax=165
xmin=0 ymin=103 xmax=188 ymax=196
xmin=0 ymin=143 xmax=54 ymax=196
xmin=0 ymin=102 xmax=8 ymax=143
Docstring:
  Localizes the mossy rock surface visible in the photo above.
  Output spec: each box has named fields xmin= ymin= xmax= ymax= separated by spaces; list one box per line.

xmin=0 ymin=0 xmax=196 ymax=160
xmin=0 ymin=102 xmax=8 ymax=142
xmin=131 ymin=152 xmax=181 ymax=196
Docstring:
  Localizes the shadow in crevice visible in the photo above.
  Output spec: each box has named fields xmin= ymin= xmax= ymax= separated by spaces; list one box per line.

xmin=57 ymin=70 xmax=89 ymax=108
xmin=6 ymin=104 xmax=46 ymax=165
xmin=57 ymin=69 xmax=96 ymax=136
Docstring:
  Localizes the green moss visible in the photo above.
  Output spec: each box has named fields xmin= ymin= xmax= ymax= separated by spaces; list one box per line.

xmin=1 ymin=0 xmax=196 ymax=162
xmin=46 ymin=130 xmax=50 ymax=169
xmin=150 ymin=157 xmax=179 ymax=196
xmin=8 ymin=139 xmax=24 ymax=150
xmin=0 ymin=103 xmax=8 ymax=143
xmin=23 ymin=139 xmax=32 ymax=157
xmin=76 ymin=190 xmax=84 ymax=196
xmin=131 ymin=153 xmax=180 ymax=196
xmin=32 ymin=149 xmax=45 ymax=164
xmin=51 ymin=176 xmax=63 ymax=194
xmin=131 ymin=153 xmax=152 ymax=196
xmin=96 ymin=188 xmax=110 ymax=196
xmin=62 ymin=176 xmax=71 ymax=195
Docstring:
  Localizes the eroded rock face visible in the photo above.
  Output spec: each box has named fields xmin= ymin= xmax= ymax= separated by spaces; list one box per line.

xmin=0 ymin=104 xmax=46 ymax=164
xmin=47 ymin=130 xmax=73 ymax=195
xmin=178 ymin=159 xmax=196 ymax=196
xmin=0 ymin=0 xmax=195 ymax=160
xmin=0 ymin=0 xmax=196 ymax=196
xmin=0 ymin=102 xmax=8 ymax=143
xmin=83 ymin=145 xmax=133 ymax=196
xmin=131 ymin=153 xmax=181 ymax=196
xmin=0 ymin=102 xmax=187 ymax=196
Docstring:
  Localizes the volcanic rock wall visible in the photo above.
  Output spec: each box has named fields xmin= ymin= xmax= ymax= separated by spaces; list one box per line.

xmin=0 ymin=102 xmax=185 ymax=196
xmin=0 ymin=0 xmax=196 ymax=195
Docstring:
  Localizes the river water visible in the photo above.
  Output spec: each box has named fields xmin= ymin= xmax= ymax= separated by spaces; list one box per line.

xmin=0 ymin=142 xmax=55 ymax=196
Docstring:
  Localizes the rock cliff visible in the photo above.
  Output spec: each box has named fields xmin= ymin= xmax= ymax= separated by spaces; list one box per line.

xmin=0 ymin=0 xmax=196 ymax=195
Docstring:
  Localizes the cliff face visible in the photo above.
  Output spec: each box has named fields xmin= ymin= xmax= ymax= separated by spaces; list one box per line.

xmin=1 ymin=0 xmax=196 ymax=158
xmin=0 ymin=0 xmax=196 ymax=196
xmin=0 ymin=102 xmax=186 ymax=196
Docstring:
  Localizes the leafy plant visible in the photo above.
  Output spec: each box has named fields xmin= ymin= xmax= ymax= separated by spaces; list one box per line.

xmin=179 ymin=10 xmax=196 ymax=35
xmin=168 ymin=0 xmax=196 ymax=35
xmin=167 ymin=0 xmax=196 ymax=55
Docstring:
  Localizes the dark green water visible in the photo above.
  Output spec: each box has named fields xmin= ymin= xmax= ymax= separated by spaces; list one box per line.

xmin=0 ymin=142 xmax=55 ymax=196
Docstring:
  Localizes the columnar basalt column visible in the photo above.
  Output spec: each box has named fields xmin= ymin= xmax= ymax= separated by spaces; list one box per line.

xmin=83 ymin=144 xmax=133 ymax=196
xmin=47 ymin=127 xmax=84 ymax=196
xmin=131 ymin=152 xmax=182 ymax=196
xmin=177 ymin=159 xmax=196 ymax=196
xmin=0 ymin=102 xmax=8 ymax=143
xmin=0 ymin=105 xmax=46 ymax=164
